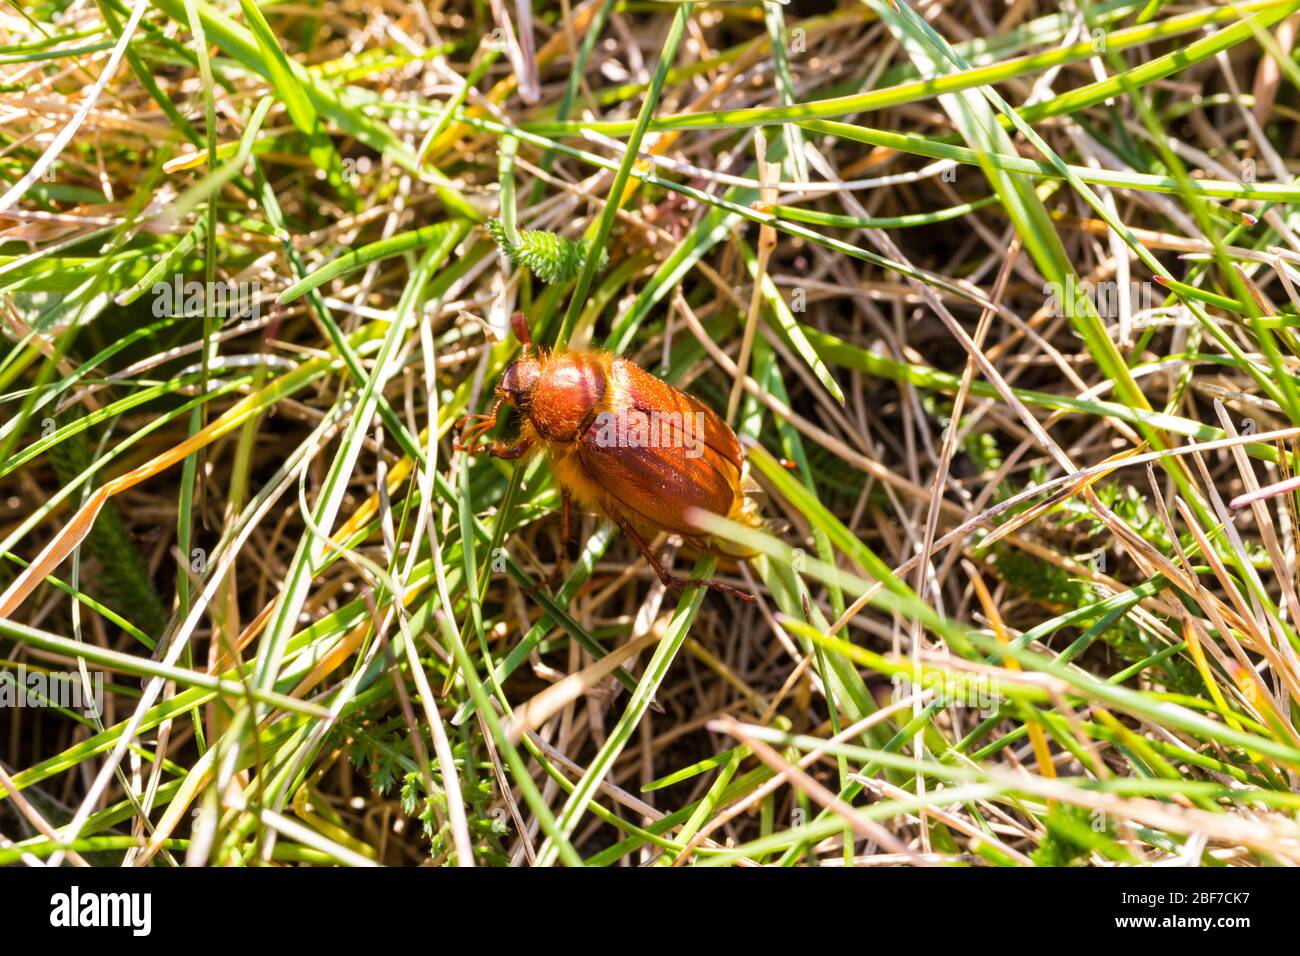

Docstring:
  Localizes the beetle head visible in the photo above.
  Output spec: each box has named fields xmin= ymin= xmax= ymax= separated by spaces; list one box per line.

xmin=498 ymin=356 xmax=541 ymax=410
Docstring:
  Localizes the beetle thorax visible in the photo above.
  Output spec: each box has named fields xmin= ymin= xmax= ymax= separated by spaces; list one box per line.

xmin=525 ymin=353 xmax=608 ymax=443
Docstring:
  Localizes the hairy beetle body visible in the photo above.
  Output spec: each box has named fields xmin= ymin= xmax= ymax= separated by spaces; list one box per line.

xmin=459 ymin=315 xmax=760 ymax=599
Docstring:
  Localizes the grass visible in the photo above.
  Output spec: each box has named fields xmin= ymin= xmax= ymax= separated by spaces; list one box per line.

xmin=2 ymin=0 xmax=1300 ymax=867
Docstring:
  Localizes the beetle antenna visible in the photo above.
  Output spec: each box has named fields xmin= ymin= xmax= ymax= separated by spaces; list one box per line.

xmin=510 ymin=310 xmax=534 ymax=354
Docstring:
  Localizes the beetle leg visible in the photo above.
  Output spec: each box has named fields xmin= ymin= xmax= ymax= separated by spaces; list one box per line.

xmin=455 ymin=396 xmax=506 ymax=452
xmin=560 ymin=490 xmax=572 ymax=555
xmin=612 ymin=513 xmax=753 ymax=602
xmin=486 ymin=436 xmax=533 ymax=460
xmin=542 ymin=490 xmax=573 ymax=589
xmin=457 ymin=402 xmax=532 ymax=460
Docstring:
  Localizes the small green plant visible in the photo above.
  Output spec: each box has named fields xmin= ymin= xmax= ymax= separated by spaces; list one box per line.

xmin=486 ymin=219 xmax=606 ymax=285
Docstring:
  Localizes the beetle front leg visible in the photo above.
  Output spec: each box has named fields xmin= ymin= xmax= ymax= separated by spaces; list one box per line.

xmin=455 ymin=396 xmax=507 ymax=453
xmin=485 ymin=436 xmax=533 ymax=460
xmin=612 ymin=514 xmax=753 ymax=602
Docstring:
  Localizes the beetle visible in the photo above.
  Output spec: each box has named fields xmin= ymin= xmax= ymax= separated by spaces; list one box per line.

xmin=458 ymin=312 xmax=760 ymax=600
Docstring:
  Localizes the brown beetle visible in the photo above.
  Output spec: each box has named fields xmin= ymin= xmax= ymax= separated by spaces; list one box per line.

xmin=459 ymin=313 xmax=760 ymax=600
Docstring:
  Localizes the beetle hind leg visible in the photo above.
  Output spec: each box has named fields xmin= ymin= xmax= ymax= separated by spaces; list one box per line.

xmin=542 ymin=490 xmax=572 ymax=589
xmin=612 ymin=513 xmax=753 ymax=602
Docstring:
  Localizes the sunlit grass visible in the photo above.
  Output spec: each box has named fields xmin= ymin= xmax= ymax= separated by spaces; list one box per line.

xmin=3 ymin=0 xmax=1300 ymax=867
